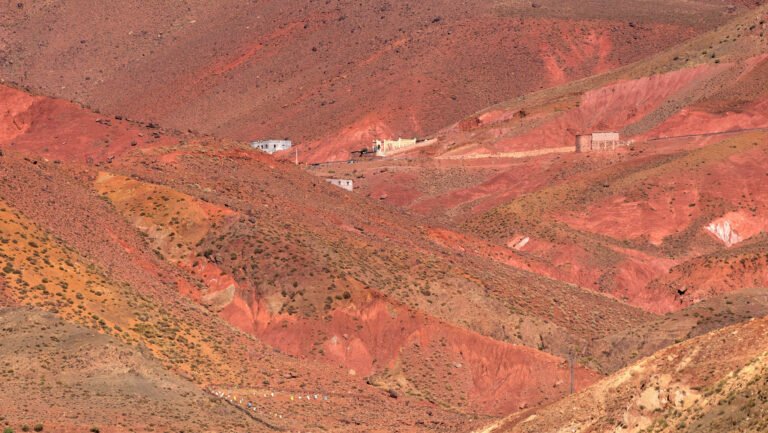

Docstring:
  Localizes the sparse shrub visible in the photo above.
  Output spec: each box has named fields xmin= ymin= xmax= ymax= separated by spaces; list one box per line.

xmin=33 ymin=426 xmax=43 ymax=433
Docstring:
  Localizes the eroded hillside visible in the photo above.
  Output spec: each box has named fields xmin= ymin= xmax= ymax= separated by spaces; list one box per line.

xmin=1 ymin=3 xmax=767 ymax=432
xmin=0 ymin=82 xmax=653 ymax=427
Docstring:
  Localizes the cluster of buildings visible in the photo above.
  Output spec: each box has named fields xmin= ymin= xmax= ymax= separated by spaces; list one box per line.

xmin=252 ymin=131 xmax=633 ymax=194
xmin=251 ymin=136 xmax=426 ymax=159
xmin=251 ymin=136 xmax=424 ymax=193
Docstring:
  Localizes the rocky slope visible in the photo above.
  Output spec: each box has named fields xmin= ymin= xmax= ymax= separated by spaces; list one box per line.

xmin=476 ymin=314 xmax=768 ymax=433
xmin=0 ymin=87 xmax=481 ymax=430
xmin=1 ymin=3 xmax=767 ymax=431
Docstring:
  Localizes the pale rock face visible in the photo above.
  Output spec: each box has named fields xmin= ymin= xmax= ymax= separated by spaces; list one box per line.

xmin=506 ymin=235 xmax=530 ymax=250
xmin=513 ymin=236 xmax=531 ymax=250
xmin=202 ymin=284 xmax=237 ymax=311
xmin=706 ymin=219 xmax=742 ymax=247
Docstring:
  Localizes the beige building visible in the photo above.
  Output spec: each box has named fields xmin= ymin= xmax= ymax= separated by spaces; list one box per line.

xmin=576 ymin=132 xmax=623 ymax=152
xmin=373 ymin=138 xmax=418 ymax=156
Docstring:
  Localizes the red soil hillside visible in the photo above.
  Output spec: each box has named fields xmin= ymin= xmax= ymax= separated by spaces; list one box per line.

xmin=0 ymin=83 xmax=662 ymax=425
xmin=2 ymin=3 xmax=768 ymax=430
xmin=0 ymin=157 xmax=470 ymax=432
xmin=423 ymin=5 xmax=768 ymax=158
xmin=0 ymin=85 xmax=175 ymax=163
xmin=0 ymin=87 xmax=482 ymax=431
xmin=336 ymin=7 xmax=768 ymax=315
xmin=97 ymin=141 xmax=629 ymax=415
xmin=0 ymin=0 xmax=752 ymax=161
xmin=317 ymin=129 xmax=768 ymax=315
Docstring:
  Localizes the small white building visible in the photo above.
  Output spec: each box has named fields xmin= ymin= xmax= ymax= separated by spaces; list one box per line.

xmin=251 ymin=140 xmax=292 ymax=154
xmin=325 ymin=178 xmax=354 ymax=192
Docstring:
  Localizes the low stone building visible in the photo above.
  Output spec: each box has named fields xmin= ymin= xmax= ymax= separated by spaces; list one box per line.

xmin=251 ymin=140 xmax=292 ymax=154
xmin=575 ymin=132 xmax=623 ymax=152
xmin=325 ymin=178 xmax=354 ymax=192
xmin=373 ymin=138 xmax=418 ymax=156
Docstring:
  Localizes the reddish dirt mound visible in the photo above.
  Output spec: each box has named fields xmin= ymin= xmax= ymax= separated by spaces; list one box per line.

xmin=239 ymin=295 xmax=598 ymax=416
